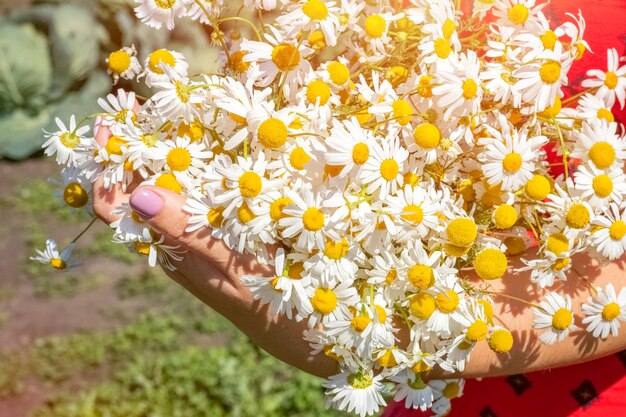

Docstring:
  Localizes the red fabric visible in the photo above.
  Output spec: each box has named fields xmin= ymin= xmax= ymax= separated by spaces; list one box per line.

xmin=386 ymin=2 xmax=626 ymax=416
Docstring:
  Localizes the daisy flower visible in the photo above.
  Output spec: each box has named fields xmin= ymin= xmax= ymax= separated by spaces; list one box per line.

xmin=390 ymin=371 xmax=434 ymax=412
xmin=492 ymin=0 xmax=546 ymax=28
xmin=479 ymin=128 xmax=547 ymax=191
xmin=515 ymin=42 xmax=572 ymax=111
xmin=430 ymin=379 xmax=465 ymax=416
xmin=54 ymin=166 xmax=92 ymax=211
xmin=106 ymin=46 xmax=141 ymax=84
xmin=532 ymin=292 xmax=579 ymax=345
xmin=590 ymin=203 xmax=626 ymax=260
xmin=361 ymin=136 xmax=408 ymax=199
xmin=307 ymin=280 xmax=359 ymax=327
xmin=305 ymin=238 xmax=361 ymax=287
xmin=42 ymin=115 xmax=90 ymax=166
xmin=141 ymin=48 xmax=189 ymax=88
xmin=427 ymin=275 xmax=466 ymax=337
xmin=133 ymin=0 xmax=190 ymax=30
xmin=573 ymin=163 xmax=626 ymax=208
xmin=280 ymin=184 xmax=346 ymax=251
xmin=127 ymin=234 xmax=185 ymax=271
xmin=110 ymin=203 xmax=153 ymax=243
xmin=31 ymin=239 xmax=76 ymax=270
xmin=276 ymin=0 xmax=342 ymax=47
xmin=147 ymin=136 xmax=213 ymax=179
xmin=150 ymin=68 xmax=206 ymax=122
xmin=582 ymin=283 xmax=626 ymax=339
xmin=570 ymin=118 xmax=626 ymax=171
xmin=98 ymin=89 xmax=138 ymax=127
xmin=545 ymin=179 xmax=595 ymax=238
xmin=324 ymin=118 xmax=375 ymax=178
xmin=323 ymin=369 xmax=386 ymax=417
xmin=582 ymin=48 xmax=626 ymax=109
xmin=576 ymin=93 xmax=615 ymax=123
xmin=385 ymin=184 xmax=439 ymax=240
xmin=360 ymin=11 xmax=402 ymax=54
xmin=432 ymin=50 xmax=483 ymax=120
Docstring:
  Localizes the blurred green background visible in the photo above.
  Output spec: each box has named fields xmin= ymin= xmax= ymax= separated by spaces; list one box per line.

xmin=0 ymin=1 xmax=351 ymax=416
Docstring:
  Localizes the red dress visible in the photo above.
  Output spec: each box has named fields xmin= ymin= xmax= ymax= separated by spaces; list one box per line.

xmin=384 ymin=1 xmax=626 ymax=416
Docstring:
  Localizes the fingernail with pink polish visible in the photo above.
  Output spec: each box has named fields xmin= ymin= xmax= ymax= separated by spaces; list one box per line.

xmin=130 ymin=189 xmax=164 ymax=219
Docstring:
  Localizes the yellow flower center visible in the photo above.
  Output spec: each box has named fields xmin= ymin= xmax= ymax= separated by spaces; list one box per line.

xmin=365 ymin=14 xmax=386 ymax=38
xmin=375 ymin=305 xmax=387 ymax=323
xmin=108 ymin=50 xmax=131 ymax=74
xmin=324 ymin=164 xmax=344 ymax=178
xmin=307 ymin=30 xmax=326 ymax=51
xmin=413 ymin=123 xmax=441 ymax=149
xmin=597 ymin=108 xmax=615 ymax=123
xmin=433 ymin=37 xmax=451 ymax=59
xmin=351 ymin=142 xmax=370 ymax=165
xmin=409 ymin=292 xmax=436 ymax=320
xmin=153 ymin=0 xmax=176 ymax=9
xmin=592 ymin=174 xmax=613 ymax=198
xmin=508 ymin=4 xmax=529 ymax=25
xmin=207 ymin=206 xmax=225 ymax=227
xmin=155 ymin=173 xmax=182 ymax=193
xmin=347 ymin=371 xmax=373 ymax=389
xmin=63 ymin=182 xmax=89 ymax=208
xmin=417 ymin=75 xmax=433 ymax=98
xmin=602 ymin=302 xmax=621 ymax=321
xmin=411 ymin=360 xmax=432 ymax=374
xmin=442 ymin=381 xmax=460 ymax=399
xmin=543 ymin=96 xmax=562 ymax=117
xmin=302 ymin=0 xmax=328 ymax=20
xmin=540 ymin=30 xmax=557 ymax=50
xmin=288 ymin=262 xmax=305 ymax=279
xmin=525 ymin=174 xmax=551 ymax=200
xmin=269 ymin=197 xmax=293 ymax=222
xmin=59 ymin=132 xmax=80 ymax=149
xmin=466 ymin=319 xmax=488 ymax=342
xmin=105 ymin=136 xmax=126 ymax=156
xmin=380 ymin=159 xmax=399 ymax=181
xmin=404 ymin=172 xmax=419 ymax=187
xmin=539 ymin=60 xmax=561 ymax=84
xmin=271 ymin=43 xmax=300 ymax=71
xmin=474 ymin=248 xmax=508 ymax=280
xmin=311 ymin=288 xmax=337 ymax=315
xmin=502 ymin=152 xmax=523 ymax=173
xmin=605 ymin=71 xmax=619 ymax=89
xmin=392 ymin=99 xmax=413 ymax=125
xmin=408 ymin=264 xmax=435 ymax=290
xmin=289 ymin=147 xmax=311 ymax=170
xmin=302 ymin=207 xmax=325 ymax=231
xmin=462 ymin=79 xmax=478 ymax=100
xmin=493 ymin=204 xmax=517 ymax=229
xmin=552 ymin=308 xmax=573 ymax=330
xmin=306 ymin=80 xmax=331 ymax=105
xmin=588 ymin=142 xmax=616 ymax=169
xmin=237 ymin=201 xmax=256 ymax=224
xmin=327 ymin=61 xmax=350 ymax=85
xmin=552 ymin=257 xmax=571 ymax=271
xmin=142 ymin=134 xmax=158 ymax=147
xmin=149 ymin=49 xmax=176 ymax=74
xmin=324 ymin=238 xmax=349 ymax=260
xmin=166 ymin=147 xmax=191 ymax=171
xmin=134 ymin=241 xmax=151 ymax=256
xmin=229 ymin=50 xmax=250 ymax=73
xmin=401 ymin=204 xmax=424 ymax=225
xmin=442 ymin=18 xmax=456 ymax=39
xmin=547 ymin=233 xmax=569 ymax=255
xmin=49 ymin=257 xmax=67 ymax=270
xmin=238 ymin=171 xmax=262 ymax=198
xmin=350 ymin=314 xmax=371 ymax=332
xmin=566 ymin=203 xmax=590 ymax=229
xmin=609 ymin=219 xmax=626 ymax=240
xmin=258 ymin=118 xmax=288 ymax=149
xmin=488 ymin=329 xmax=513 ymax=353
xmin=447 ymin=218 xmax=478 ymax=247
xmin=377 ymin=349 xmax=397 ymax=368
xmin=436 ymin=290 xmax=460 ymax=313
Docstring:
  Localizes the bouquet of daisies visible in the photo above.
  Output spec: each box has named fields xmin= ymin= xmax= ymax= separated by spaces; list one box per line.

xmin=33 ymin=0 xmax=626 ymax=415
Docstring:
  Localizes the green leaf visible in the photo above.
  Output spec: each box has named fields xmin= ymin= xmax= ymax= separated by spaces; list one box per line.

xmin=0 ymin=71 xmax=110 ymax=160
xmin=9 ymin=4 xmax=104 ymax=101
xmin=0 ymin=22 xmax=52 ymax=114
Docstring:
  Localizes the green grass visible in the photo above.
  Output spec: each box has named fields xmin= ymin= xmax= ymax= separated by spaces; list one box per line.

xmin=6 ymin=179 xmax=88 ymax=223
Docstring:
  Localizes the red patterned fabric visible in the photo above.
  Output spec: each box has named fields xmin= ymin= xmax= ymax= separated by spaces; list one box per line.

xmin=385 ymin=1 xmax=626 ymax=416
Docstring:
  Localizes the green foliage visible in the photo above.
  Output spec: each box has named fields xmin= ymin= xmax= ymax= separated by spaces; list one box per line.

xmin=116 ymin=268 xmax=169 ymax=299
xmin=7 ymin=177 xmax=86 ymax=222
xmin=84 ymin=228 xmax=136 ymax=264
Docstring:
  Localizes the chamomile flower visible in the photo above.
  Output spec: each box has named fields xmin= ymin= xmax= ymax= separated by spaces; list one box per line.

xmin=98 ymin=89 xmax=138 ymax=127
xmin=432 ymin=51 xmax=483 ymax=120
xmin=324 ymin=118 xmax=375 ymax=178
xmin=385 ymin=184 xmax=439 ymax=240
xmin=590 ymin=203 xmax=626 ymax=260
xmin=492 ymin=0 xmax=545 ymax=28
xmin=147 ymin=136 xmax=213 ymax=179
xmin=360 ymin=12 xmax=402 ymax=54
xmin=570 ymin=118 xmax=626 ymax=171
xmin=533 ymin=292 xmax=578 ymax=345
xmin=582 ymin=48 xmax=626 ymax=109
xmin=390 ymin=371 xmax=434 ymax=412
xmin=54 ymin=166 xmax=92 ymax=211
xmin=430 ymin=379 xmax=465 ymax=416
xmin=106 ymin=46 xmax=141 ymax=84
xmin=42 ymin=115 xmax=90 ymax=166
xmin=31 ymin=239 xmax=76 ymax=270
xmin=110 ymin=203 xmax=153 ymax=242
xmin=276 ymin=0 xmax=342 ymax=47
xmin=574 ymin=164 xmax=626 ymax=207
xmin=576 ymin=93 xmax=615 ymax=123
xmin=361 ymin=137 xmax=408 ymax=199
xmin=151 ymin=69 xmax=206 ymax=122
xmin=130 ymin=234 xmax=185 ymax=271
xmin=582 ymin=284 xmax=626 ymax=339
xmin=141 ymin=48 xmax=189 ymax=88
xmin=307 ymin=280 xmax=359 ymax=327
xmin=134 ymin=0 xmax=190 ymax=30
xmin=323 ymin=369 xmax=386 ymax=417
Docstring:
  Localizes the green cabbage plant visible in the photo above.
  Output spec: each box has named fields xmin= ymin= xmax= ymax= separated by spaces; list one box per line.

xmin=0 ymin=4 xmax=110 ymax=160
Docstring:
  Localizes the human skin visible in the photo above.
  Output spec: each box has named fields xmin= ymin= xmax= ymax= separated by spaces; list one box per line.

xmin=92 ymin=123 xmax=626 ymax=380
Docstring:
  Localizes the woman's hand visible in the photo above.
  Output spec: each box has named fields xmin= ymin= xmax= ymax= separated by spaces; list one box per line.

xmin=92 ymin=122 xmax=337 ymax=378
